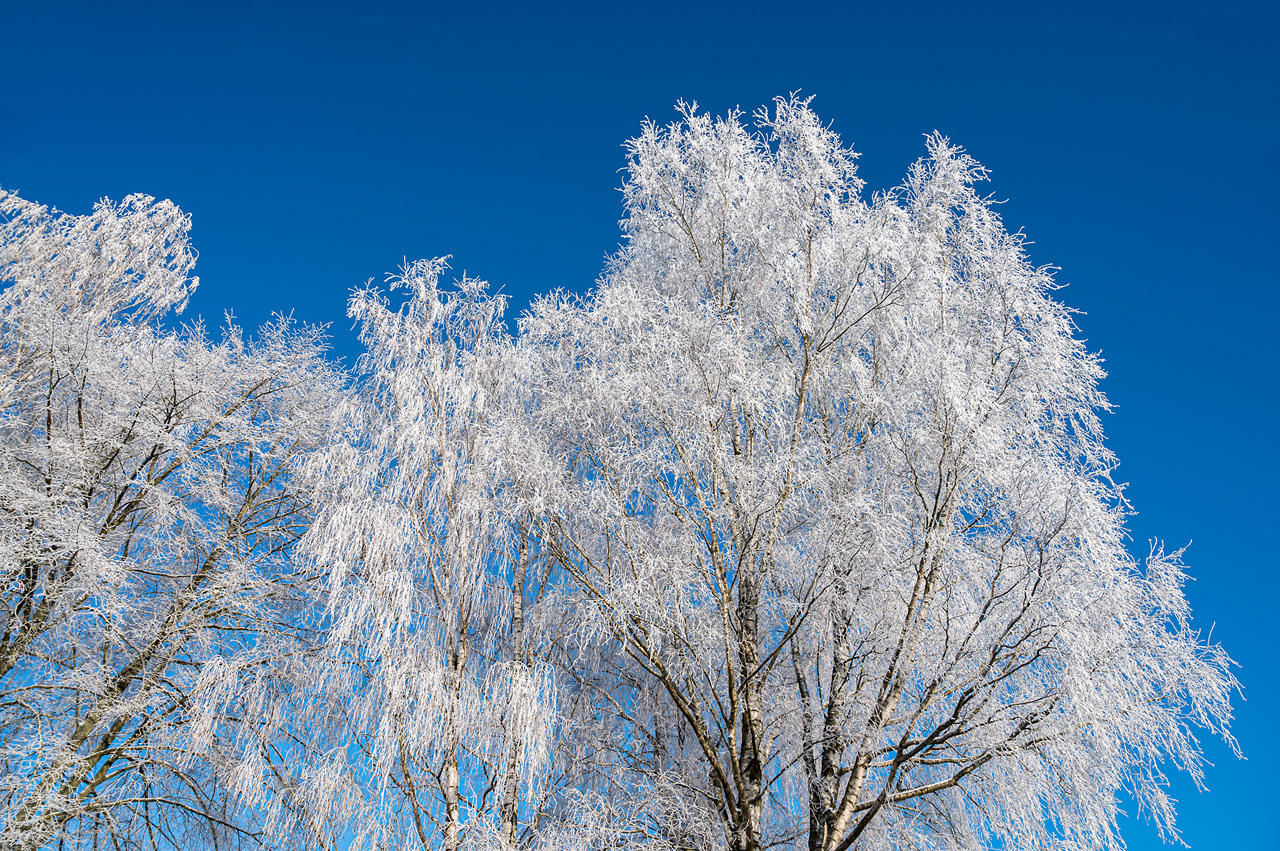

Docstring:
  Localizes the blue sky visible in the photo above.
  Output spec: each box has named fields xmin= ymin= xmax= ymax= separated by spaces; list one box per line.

xmin=3 ymin=1 xmax=1275 ymax=846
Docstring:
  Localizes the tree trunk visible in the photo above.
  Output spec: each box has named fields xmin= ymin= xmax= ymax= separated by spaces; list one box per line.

xmin=443 ymin=637 xmax=468 ymax=851
xmin=500 ymin=528 xmax=529 ymax=845
xmin=734 ymin=569 xmax=764 ymax=851
xmin=443 ymin=747 xmax=460 ymax=851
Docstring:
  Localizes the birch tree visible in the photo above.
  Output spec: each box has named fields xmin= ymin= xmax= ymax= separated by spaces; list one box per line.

xmin=520 ymin=98 xmax=1237 ymax=851
xmin=0 ymin=189 xmax=342 ymax=850
xmin=291 ymin=260 xmax=559 ymax=851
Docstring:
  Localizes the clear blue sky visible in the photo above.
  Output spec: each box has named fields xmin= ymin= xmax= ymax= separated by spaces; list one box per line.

xmin=3 ymin=1 xmax=1275 ymax=846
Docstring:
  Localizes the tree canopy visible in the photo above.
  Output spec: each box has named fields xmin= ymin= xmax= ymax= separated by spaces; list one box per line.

xmin=0 ymin=98 xmax=1237 ymax=851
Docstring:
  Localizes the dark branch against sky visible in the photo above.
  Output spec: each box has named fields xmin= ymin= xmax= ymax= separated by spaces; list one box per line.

xmin=2 ymin=2 xmax=1274 ymax=846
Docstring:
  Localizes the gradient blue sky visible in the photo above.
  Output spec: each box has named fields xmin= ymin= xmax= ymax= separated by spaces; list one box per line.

xmin=3 ymin=1 xmax=1275 ymax=846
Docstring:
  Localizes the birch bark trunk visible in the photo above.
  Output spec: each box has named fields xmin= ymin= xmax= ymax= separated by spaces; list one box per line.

xmin=499 ymin=529 xmax=529 ymax=844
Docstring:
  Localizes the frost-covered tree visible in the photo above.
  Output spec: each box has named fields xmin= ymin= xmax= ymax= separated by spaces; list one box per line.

xmin=0 ymin=189 xmax=342 ymax=850
xmin=518 ymin=98 xmax=1237 ymax=851
xmin=288 ymin=260 xmax=560 ymax=851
